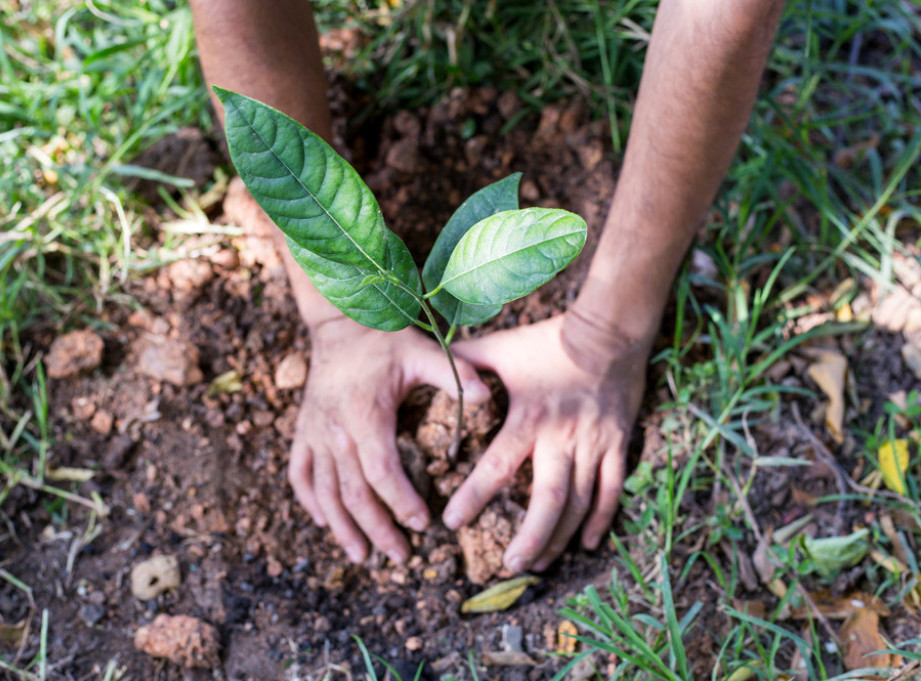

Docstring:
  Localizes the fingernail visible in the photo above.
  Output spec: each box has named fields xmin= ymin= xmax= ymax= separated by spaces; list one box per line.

xmin=345 ymin=545 xmax=365 ymax=563
xmin=387 ymin=549 xmax=408 ymax=564
xmin=443 ymin=511 xmax=463 ymax=530
xmin=407 ymin=514 xmax=428 ymax=532
xmin=506 ymin=555 xmax=526 ymax=573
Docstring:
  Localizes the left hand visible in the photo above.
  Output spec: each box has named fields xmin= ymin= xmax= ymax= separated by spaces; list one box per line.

xmin=442 ymin=314 xmax=648 ymax=572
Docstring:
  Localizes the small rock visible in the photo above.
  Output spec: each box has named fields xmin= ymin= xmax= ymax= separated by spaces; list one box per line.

xmin=134 ymin=614 xmax=220 ymax=669
xmin=133 ymin=492 xmax=151 ymax=515
xmin=45 ymin=329 xmax=104 ymax=379
xmin=136 ymin=337 xmax=203 ymax=386
xmin=131 ymin=555 xmax=181 ymax=600
xmin=274 ymin=353 xmax=307 ymax=390
xmin=167 ymin=259 xmax=213 ymax=294
xmin=385 ymin=139 xmax=419 ymax=173
xmin=314 ymin=615 xmax=331 ymax=633
xmin=576 ymin=139 xmax=603 ymax=171
xmin=271 ymin=405 xmax=296 ymax=440
xmin=79 ymin=603 xmax=106 ymax=627
xmin=902 ymin=342 xmax=921 ymax=381
xmin=405 ymin=636 xmax=423 ymax=651
xmin=502 ymin=624 xmax=524 ymax=653
xmin=266 ymin=557 xmax=284 ymax=578
xmin=497 ymin=91 xmax=521 ymax=121
xmin=90 ymin=410 xmax=113 ymax=435
xmin=71 ymin=396 xmax=96 ymax=421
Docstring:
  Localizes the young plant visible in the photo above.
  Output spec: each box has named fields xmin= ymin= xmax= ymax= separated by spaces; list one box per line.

xmin=215 ymin=88 xmax=587 ymax=456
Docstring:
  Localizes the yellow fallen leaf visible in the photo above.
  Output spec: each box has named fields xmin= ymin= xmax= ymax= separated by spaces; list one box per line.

xmin=557 ymin=620 xmax=578 ymax=654
xmin=460 ymin=576 xmax=539 ymax=614
xmin=878 ymin=439 xmax=910 ymax=495
xmin=806 ymin=350 xmax=848 ymax=444
xmin=724 ymin=661 xmax=763 ymax=681
xmin=206 ymin=370 xmax=243 ymax=397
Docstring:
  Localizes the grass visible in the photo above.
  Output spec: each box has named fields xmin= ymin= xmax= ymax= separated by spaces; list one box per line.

xmin=2 ymin=0 xmax=920 ymax=679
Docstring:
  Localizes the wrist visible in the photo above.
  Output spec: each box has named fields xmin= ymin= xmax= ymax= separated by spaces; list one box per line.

xmin=561 ymin=303 xmax=656 ymax=376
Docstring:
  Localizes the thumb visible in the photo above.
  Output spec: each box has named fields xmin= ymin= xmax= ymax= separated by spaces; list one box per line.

xmin=407 ymin=344 xmax=491 ymax=405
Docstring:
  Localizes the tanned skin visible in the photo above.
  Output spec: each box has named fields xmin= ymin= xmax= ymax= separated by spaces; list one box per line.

xmin=190 ymin=0 xmax=785 ymax=572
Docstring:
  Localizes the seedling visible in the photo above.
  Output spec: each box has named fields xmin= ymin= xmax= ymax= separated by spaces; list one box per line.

xmin=215 ymin=88 xmax=587 ymax=456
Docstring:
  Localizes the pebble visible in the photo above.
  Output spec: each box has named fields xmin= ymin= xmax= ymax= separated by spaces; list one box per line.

xmin=45 ymin=329 xmax=104 ymax=379
xmin=274 ymin=353 xmax=307 ymax=390
xmin=90 ymin=409 xmax=113 ymax=435
xmin=79 ymin=603 xmax=105 ymax=627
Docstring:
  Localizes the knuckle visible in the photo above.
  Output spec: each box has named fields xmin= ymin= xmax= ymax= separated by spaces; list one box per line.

xmin=363 ymin=455 xmax=399 ymax=489
xmin=482 ymin=454 xmax=516 ymax=482
xmin=544 ymin=484 xmax=569 ymax=508
xmin=569 ymin=494 xmax=592 ymax=516
xmin=339 ymin=480 xmax=372 ymax=508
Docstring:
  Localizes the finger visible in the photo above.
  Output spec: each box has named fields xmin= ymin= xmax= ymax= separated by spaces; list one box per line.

xmin=406 ymin=342 xmax=490 ymax=404
xmin=353 ymin=417 xmax=430 ymax=533
xmin=312 ymin=442 xmax=369 ymax=564
xmin=442 ymin=409 xmax=534 ymax=530
xmin=581 ymin=439 xmax=628 ymax=550
xmin=503 ymin=428 xmax=573 ymax=573
xmin=531 ymin=434 xmax=603 ymax=571
xmin=288 ymin=440 xmax=327 ymax=527
xmin=334 ymin=427 xmax=412 ymax=564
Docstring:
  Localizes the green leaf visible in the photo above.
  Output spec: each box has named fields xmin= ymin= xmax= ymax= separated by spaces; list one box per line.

xmin=287 ymin=231 xmax=421 ymax=331
xmin=422 ymin=173 xmax=521 ymax=327
xmin=438 ymin=208 xmax=587 ymax=306
xmin=215 ymin=87 xmax=387 ymax=270
xmin=802 ymin=529 xmax=870 ymax=579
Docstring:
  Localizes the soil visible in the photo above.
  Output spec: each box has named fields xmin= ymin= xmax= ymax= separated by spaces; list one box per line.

xmin=3 ymin=42 xmax=921 ymax=681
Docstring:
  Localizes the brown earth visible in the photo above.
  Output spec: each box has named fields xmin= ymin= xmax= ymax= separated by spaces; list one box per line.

xmin=3 ymin=60 xmax=921 ymax=681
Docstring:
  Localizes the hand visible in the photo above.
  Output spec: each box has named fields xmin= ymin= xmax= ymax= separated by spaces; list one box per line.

xmin=443 ymin=314 xmax=648 ymax=572
xmin=288 ymin=316 xmax=490 ymax=564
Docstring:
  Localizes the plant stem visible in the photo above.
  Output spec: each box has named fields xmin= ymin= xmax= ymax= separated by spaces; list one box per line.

xmin=417 ymin=299 xmax=465 ymax=461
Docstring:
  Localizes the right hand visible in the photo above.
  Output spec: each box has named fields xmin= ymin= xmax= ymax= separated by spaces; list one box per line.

xmin=287 ymin=316 xmax=491 ymax=564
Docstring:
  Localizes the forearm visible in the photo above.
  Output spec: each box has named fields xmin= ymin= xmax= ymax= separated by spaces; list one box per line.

xmin=565 ymin=0 xmax=784 ymax=364
xmin=191 ymin=0 xmax=342 ymax=328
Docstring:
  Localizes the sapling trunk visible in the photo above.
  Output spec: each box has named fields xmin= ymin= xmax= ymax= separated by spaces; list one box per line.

xmin=215 ymin=87 xmax=587 ymax=461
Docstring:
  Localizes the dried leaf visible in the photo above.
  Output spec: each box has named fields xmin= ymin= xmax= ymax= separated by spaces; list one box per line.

xmin=789 ymin=590 xmax=890 ymax=620
xmin=806 ymin=349 xmax=848 ymax=444
xmin=557 ymin=620 xmax=579 ymax=654
xmin=207 ymin=370 xmax=243 ymax=397
xmin=460 ymin=576 xmax=539 ymax=614
xmin=878 ymin=439 xmax=911 ymax=495
xmin=0 ymin=619 xmax=27 ymax=647
xmin=752 ymin=530 xmax=776 ymax=585
xmin=839 ymin=608 xmax=898 ymax=670
xmin=44 ymin=465 xmax=94 ymax=482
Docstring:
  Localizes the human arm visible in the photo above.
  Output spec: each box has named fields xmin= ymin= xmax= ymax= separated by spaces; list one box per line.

xmin=444 ymin=0 xmax=786 ymax=572
xmin=189 ymin=0 xmax=490 ymax=564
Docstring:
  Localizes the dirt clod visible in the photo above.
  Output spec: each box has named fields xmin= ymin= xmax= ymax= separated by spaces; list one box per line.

xmin=45 ymin=329 xmax=104 ymax=379
xmin=130 ymin=555 xmax=182 ymax=600
xmin=134 ymin=613 xmax=220 ymax=669
xmin=457 ymin=503 xmax=525 ymax=584
xmin=136 ymin=336 xmax=203 ymax=386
